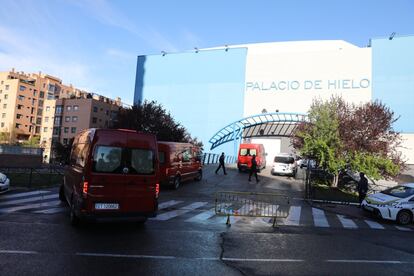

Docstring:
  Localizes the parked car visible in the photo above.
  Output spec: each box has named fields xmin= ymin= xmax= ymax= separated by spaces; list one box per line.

xmin=237 ymin=143 xmax=266 ymax=172
xmin=0 ymin=172 xmax=10 ymax=193
xmin=362 ymin=183 xmax=414 ymax=225
xmin=271 ymin=153 xmax=297 ymax=177
xmin=61 ymin=128 xmax=160 ymax=225
xmin=157 ymin=142 xmax=202 ymax=190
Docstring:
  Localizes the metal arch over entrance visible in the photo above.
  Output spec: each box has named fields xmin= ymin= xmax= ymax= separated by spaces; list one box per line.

xmin=209 ymin=112 xmax=308 ymax=151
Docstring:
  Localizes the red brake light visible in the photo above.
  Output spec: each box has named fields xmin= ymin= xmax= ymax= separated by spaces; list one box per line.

xmin=155 ymin=183 xmax=160 ymax=199
xmin=82 ymin=181 xmax=88 ymax=196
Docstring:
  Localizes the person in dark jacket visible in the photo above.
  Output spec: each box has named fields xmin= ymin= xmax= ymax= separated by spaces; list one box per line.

xmin=215 ymin=152 xmax=227 ymax=175
xmin=248 ymin=154 xmax=259 ymax=182
xmin=358 ymin=172 xmax=368 ymax=206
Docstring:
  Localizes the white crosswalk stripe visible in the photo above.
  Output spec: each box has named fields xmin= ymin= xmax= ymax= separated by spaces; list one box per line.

xmin=337 ymin=215 xmax=358 ymax=229
xmin=151 ymin=202 xmax=208 ymax=221
xmin=158 ymin=200 xmax=183 ymax=210
xmin=0 ymin=194 xmax=58 ymax=206
xmin=364 ymin=220 xmax=385 ymax=230
xmin=185 ymin=208 xmax=216 ymax=222
xmin=285 ymin=206 xmax=301 ymax=226
xmin=0 ymin=200 xmax=61 ymax=213
xmin=395 ymin=226 xmax=412 ymax=231
xmin=34 ymin=207 xmax=67 ymax=214
xmin=312 ymin=208 xmax=330 ymax=227
xmin=0 ymin=190 xmax=50 ymax=200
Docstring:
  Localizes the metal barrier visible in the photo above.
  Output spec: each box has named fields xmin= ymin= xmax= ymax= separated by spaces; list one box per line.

xmin=215 ymin=191 xmax=290 ymax=227
xmin=202 ymin=153 xmax=236 ymax=165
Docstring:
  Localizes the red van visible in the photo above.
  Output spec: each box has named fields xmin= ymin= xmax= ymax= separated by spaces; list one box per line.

xmin=60 ymin=129 xmax=159 ymax=225
xmin=157 ymin=142 xmax=202 ymax=190
xmin=237 ymin=143 xmax=266 ymax=172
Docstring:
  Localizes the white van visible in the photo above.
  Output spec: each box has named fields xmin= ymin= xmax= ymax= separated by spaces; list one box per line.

xmin=271 ymin=153 xmax=297 ymax=177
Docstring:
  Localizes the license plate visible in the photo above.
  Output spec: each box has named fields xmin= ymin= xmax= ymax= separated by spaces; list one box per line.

xmin=95 ymin=203 xmax=119 ymax=210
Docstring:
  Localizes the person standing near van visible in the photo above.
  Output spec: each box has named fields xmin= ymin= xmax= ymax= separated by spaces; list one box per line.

xmin=215 ymin=152 xmax=227 ymax=175
xmin=248 ymin=154 xmax=259 ymax=183
xmin=358 ymin=172 xmax=368 ymax=206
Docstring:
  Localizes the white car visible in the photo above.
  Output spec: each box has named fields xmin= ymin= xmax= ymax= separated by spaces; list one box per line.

xmin=0 ymin=172 xmax=10 ymax=194
xmin=271 ymin=154 xmax=297 ymax=177
xmin=362 ymin=183 xmax=414 ymax=225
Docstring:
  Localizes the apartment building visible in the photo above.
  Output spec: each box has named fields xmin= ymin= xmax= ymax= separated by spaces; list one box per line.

xmin=0 ymin=69 xmax=122 ymax=162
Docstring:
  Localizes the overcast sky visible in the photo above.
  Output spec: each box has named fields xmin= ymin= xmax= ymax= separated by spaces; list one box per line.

xmin=0 ymin=0 xmax=413 ymax=104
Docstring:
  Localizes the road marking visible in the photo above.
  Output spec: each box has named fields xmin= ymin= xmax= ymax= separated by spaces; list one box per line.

xmin=312 ymin=208 xmax=329 ymax=227
xmin=76 ymin=252 xmax=176 ymax=259
xmin=33 ymin=207 xmax=67 ymax=214
xmin=0 ymin=194 xmax=58 ymax=206
xmin=325 ymin=259 xmax=410 ymax=264
xmin=364 ymin=220 xmax=385 ymax=230
xmin=395 ymin=226 xmax=413 ymax=231
xmin=158 ymin=200 xmax=183 ymax=210
xmin=222 ymin=258 xmax=304 ymax=262
xmin=0 ymin=190 xmax=50 ymax=200
xmin=0 ymin=250 xmax=38 ymax=254
xmin=151 ymin=202 xmax=208 ymax=221
xmin=231 ymin=204 xmax=254 ymax=223
xmin=185 ymin=208 xmax=215 ymax=222
xmin=0 ymin=200 xmax=61 ymax=213
xmin=337 ymin=215 xmax=358 ymax=229
xmin=284 ymin=206 xmax=301 ymax=226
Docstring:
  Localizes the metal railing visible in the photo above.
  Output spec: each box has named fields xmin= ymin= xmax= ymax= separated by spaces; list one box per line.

xmin=202 ymin=153 xmax=237 ymax=165
xmin=0 ymin=145 xmax=43 ymax=155
xmin=215 ymin=191 xmax=290 ymax=227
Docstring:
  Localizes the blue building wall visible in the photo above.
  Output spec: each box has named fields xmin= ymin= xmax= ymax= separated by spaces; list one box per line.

xmin=372 ymin=35 xmax=414 ymax=133
xmin=134 ymin=48 xmax=248 ymax=155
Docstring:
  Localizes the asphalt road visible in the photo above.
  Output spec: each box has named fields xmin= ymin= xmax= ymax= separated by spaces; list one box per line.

xmin=0 ymin=165 xmax=413 ymax=276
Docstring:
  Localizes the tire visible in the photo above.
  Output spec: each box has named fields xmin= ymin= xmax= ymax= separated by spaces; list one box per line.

xmin=396 ymin=210 xmax=413 ymax=225
xmin=195 ymin=170 xmax=202 ymax=181
xmin=70 ymin=198 xmax=80 ymax=226
xmin=172 ymin=176 xmax=181 ymax=190
xmin=59 ymin=184 xmax=65 ymax=202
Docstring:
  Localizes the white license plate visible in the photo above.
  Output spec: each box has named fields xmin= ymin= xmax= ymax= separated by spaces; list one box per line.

xmin=95 ymin=203 xmax=119 ymax=210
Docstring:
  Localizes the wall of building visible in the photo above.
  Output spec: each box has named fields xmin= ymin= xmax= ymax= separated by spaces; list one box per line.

xmin=134 ymin=48 xmax=248 ymax=155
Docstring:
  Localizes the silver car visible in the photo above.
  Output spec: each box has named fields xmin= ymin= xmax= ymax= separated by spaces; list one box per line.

xmin=0 ymin=172 xmax=10 ymax=193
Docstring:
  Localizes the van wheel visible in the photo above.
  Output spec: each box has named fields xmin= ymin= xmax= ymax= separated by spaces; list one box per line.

xmin=195 ymin=170 xmax=202 ymax=181
xmin=397 ymin=210 xmax=412 ymax=225
xmin=173 ymin=177 xmax=181 ymax=190
xmin=59 ymin=184 xmax=65 ymax=202
xmin=70 ymin=199 xmax=80 ymax=226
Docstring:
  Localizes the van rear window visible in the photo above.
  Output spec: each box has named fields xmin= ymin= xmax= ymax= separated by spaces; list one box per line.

xmin=274 ymin=156 xmax=295 ymax=164
xmin=92 ymin=146 xmax=155 ymax=175
xmin=240 ymin=149 xmax=256 ymax=156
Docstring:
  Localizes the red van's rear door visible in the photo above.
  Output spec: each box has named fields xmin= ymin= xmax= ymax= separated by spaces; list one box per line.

xmin=122 ymin=133 xmax=157 ymax=213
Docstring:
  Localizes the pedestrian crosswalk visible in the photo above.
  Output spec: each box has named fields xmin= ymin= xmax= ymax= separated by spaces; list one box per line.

xmin=0 ymin=190 xmax=413 ymax=232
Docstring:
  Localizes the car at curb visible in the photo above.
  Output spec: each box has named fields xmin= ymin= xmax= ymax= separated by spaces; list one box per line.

xmin=0 ymin=172 xmax=10 ymax=194
xmin=362 ymin=183 xmax=414 ymax=225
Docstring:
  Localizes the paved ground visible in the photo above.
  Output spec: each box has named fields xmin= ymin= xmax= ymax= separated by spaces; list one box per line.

xmin=0 ymin=165 xmax=413 ymax=275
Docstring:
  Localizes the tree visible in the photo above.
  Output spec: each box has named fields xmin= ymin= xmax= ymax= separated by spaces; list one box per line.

xmin=292 ymin=97 xmax=404 ymax=186
xmin=113 ymin=100 xmax=203 ymax=148
xmin=21 ymin=136 xmax=40 ymax=147
xmin=52 ymin=138 xmax=74 ymax=164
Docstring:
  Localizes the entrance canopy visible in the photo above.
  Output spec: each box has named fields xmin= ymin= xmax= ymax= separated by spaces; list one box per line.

xmin=209 ymin=113 xmax=308 ymax=150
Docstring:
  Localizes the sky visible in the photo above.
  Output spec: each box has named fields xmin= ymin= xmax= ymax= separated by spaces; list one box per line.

xmin=0 ymin=0 xmax=413 ymax=104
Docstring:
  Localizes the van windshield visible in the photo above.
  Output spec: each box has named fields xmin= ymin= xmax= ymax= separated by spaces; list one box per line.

xmin=93 ymin=146 xmax=155 ymax=175
xmin=274 ymin=156 xmax=295 ymax=164
xmin=240 ymin=149 xmax=257 ymax=156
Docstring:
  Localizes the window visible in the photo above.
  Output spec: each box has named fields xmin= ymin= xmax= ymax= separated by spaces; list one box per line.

xmin=105 ymin=110 xmax=109 ymax=115
xmin=36 ymin=117 xmax=42 ymax=124
xmin=66 ymin=106 xmax=72 ymax=111
xmin=33 ymin=90 xmax=37 ymax=97
xmin=92 ymin=117 xmax=97 ymax=124
xmin=46 ymin=106 xmax=50 ymax=112
xmin=71 ymin=127 xmax=76 ymax=133
xmin=93 ymin=146 xmax=122 ymax=173
xmin=70 ymin=142 xmax=90 ymax=168
xmin=0 ymin=122 xmax=4 ymax=128
xmin=53 ymin=127 xmax=60 ymax=135
xmin=73 ymin=105 xmax=79 ymax=111
xmin=15 ymin=123 xmax=21 ymax=129
xmin=37 ymin=109 xmax=43 ymax=116
xmin=239 ymin=148 xmax=257 ymax=156
xmin=17 ymin=104 xmax=23 ymax=109
xmin=16 ymin=114 xmax=22 ymax=119
xmin=19 ymin=85 xmax=26 ymax=91
xmin=130 ymin=149 xmax=155 ymax=174
xmin=100 ymin=107 xmax=103 ymax=111
xmin=3 ymin=104 xmax=6 ymax=109
xmin=54 ymin=116 xmax=61 ymax=126
xmin=381 ymin=186 xmax=414 ymax=199
xmin=38 ymin=100 xmax=43 ymax=107
xmin=4 ymin=94 xmax=8 ymax=99
xmin=64 ymin=127 xmax=69 ymax=133
xmin=35 ymin=126 xmax=40 ymax=134
xmin=45 ymin=117 xmax=49 ymax=123
xmin=158 ymin=151 xmax=165 ymax=165
xmin=32 ymin=99 xmax=36 ymax=105
xmin=55 ymin=105 xmax=63 ymax=114
xmin=274 ymin=156 xmax=295 ymax=164
xmin=93 ymin=106 xmax=98 ymax=112
xmin=182 ymin=149 xmax=192 ymax=162
xmin=72 ymin=116 xmax=78 ymax=122
xmin=65 ymin=116 xmax=70 ymax=122
xmin=39 ymin=91 xmax=44 ymax=98
xmin=18 ymin=95 xmax=25 ymax=101
xmin=43 ymin=127 xmax=48 ymax=132
xmin=63 ymin=138 xmax=68 ymax=145
xmin=2 ymin=113 xmax=5 ymax=118
xmin=5 ymin=85 xmax=9 ymax=90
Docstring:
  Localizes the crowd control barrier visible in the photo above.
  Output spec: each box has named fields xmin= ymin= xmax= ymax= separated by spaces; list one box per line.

xmin=215 ymin=191 xmax=290 ymax=227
